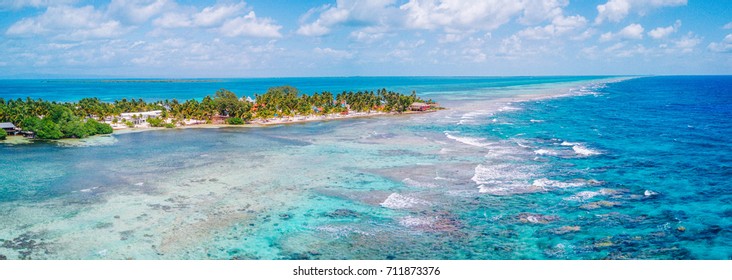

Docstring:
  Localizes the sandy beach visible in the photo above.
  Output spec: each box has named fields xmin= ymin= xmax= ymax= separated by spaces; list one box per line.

xmin=111 ymin=110 xmax=437 ymax=133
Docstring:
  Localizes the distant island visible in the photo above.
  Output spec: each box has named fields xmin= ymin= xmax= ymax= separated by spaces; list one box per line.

xmin=0 ymin=86 xmax=441 ymax=140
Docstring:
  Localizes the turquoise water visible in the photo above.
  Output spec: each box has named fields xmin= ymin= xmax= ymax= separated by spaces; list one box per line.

xmin=0 ymin=76 xmax=606 ymax=102
xmin=1 ymin=76 xmax=730 ymax=260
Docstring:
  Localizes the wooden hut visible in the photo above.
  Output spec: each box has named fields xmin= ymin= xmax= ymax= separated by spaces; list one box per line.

xmin=0 ymin=122 xmax=20 ymax=135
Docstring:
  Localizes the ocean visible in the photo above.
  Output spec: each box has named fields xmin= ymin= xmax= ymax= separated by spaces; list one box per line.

xmin=0 ymin=76 xmax=730 ymax=260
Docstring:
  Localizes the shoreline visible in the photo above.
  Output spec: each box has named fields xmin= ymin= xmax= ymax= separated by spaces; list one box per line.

xmin=1 ymin=76 xmax=636 ymax=143
xmin=111 ymin=110 xmax=436 ymax=134
xmin=113 ymin=77 xmax=636 ymax=135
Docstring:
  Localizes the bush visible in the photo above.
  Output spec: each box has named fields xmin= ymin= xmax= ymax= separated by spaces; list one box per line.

xmin=125 ymin=121 xmax=134 ymax=128
xmin=61 ymin=120 xmax=89 ymax=138
xmin=164 ymin=123 xmax=175 ymax=129
xmin=227 ymin=117 xmax=244 ymax=125
xmin=147 ymin=117 xmax=165 ymax=127
xmin=84 ymin=119 xmax=113 ymax=135
xmin=0 ymin=129 xmax=6 ymax=140
xmin=36 ymin=119 xmax=63 ymax=139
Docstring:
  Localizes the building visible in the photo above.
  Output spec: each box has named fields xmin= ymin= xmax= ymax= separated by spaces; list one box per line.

xmin=409 ymin=102 xmax=431 ymax=111
xmin=0 ymin=122 xmax=20 ymax=135
xmin=119 ymin=110 xmax=162 ymax=125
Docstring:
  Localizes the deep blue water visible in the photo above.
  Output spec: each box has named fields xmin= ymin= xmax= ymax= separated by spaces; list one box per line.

xmin=1 ymin=76 xmax=731 ymax=260
xmin=429 ymin=76 xmax=732 ymax=259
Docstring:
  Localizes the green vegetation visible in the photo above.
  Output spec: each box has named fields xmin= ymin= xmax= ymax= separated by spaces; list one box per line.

xmin=164 ymin=123 xmax=175 ymax=129
xmin=146 ymin=117 xmax=165 ymax=127
xmin=0 ymin=86 xmax=432 ymax=140
xmin=227 ymin=117 xmax=245 ymax=125
xmin=0 ymin=129 xmax=6 ymax=140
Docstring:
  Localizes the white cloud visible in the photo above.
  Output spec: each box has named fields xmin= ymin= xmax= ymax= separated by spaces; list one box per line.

xmin=595 ymin=0 xmax=687 ymax=24
xmin=297 ymin=0 xmax=397 ymax=37
xmin=498 ymin=34 xmax=522 ymax=57
xmin=462 ymin=48 xmax=486 ymax=62
xmin=220 ymin=11 xmax=282 ymax=38
xmin=648 ymin=20 xmax=681 ymax=39
xmin=107 ymin=0 xmax=171 ymax=24
xmin=0 ymin=0 xmax=77 ymax=10
xmin=192 ymin=2 xmax=246 ymax=27
xmin=151 ymin=2 xmax=282 ymax=38
xmin=350 ymin=30 xmax=385 ymax=43
xmin=518 ymin=0 xmax=568 ymax=25
xmin=724 ymin=22 xmax=732 ymax=30
xmin=6 ymin=5 xmax=126 ymax=40
xmin=313 ymin=47 xmax=354 ymax=59
xmin=127 ymin=38 xmax=264 ymax=69
xmin=438 ymin=33 xmax=466 ymax=43
xmin=708 ymin=34 xmax=732 ymax=53
xmin=571 ymin=28 xmax=596 ymax=41
xmin=400 ymin=0 xmax=524 ymax=31
xmin=518 ymin=14 xmax=587 ymax=40
xmin=618 ymin=23 xmax=644 ymax=39
xmin=599 ymin=23 xmax=644 ymax=42
xmin=152 ymin=12 xmax=191 ymax=28
xmin=153 ymin=2 xmax=246 ymax=28
xmin=672 ymin=32 xmax=700 ymax=53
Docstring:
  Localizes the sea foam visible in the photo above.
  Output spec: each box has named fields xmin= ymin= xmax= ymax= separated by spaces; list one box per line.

xmin=560 ymin=141 xmax=581 ymax=146
xmin=473 ymin=164 xmax=542 ymax=195
xmin=532 ymin=178 xmax=599 ymax=189
xmin=572 ymin=145 xmax=601 ymax=156
xmin=444 ymin=132 xmax=491 ymax=147
xmin=380 ymin=193 xmax=430 ymax=209
xmin=534 ymin=149 xmax=559 ymax=156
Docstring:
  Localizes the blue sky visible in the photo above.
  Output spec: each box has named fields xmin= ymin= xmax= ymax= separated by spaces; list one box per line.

xmin=0 ymin=0 xmax=730 ymax=77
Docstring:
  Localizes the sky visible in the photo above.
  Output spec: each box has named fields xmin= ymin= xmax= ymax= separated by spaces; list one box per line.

xmin=0 ymin=0 xmax=730 ymax=78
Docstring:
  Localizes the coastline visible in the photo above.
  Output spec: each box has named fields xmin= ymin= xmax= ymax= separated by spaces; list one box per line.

xmin=111 ymin=109 xmax=436 ymax=134
xmin=1 ymin=76 xmax=635 ymax=143
xmin=113 ymin=77 xmax=637 ymax=135
xmin=7 ymin=75 xmax=726 ymax=260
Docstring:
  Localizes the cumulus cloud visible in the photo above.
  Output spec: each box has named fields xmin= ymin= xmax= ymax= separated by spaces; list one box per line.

xmin=671 ymin=32 xmax=700 ymax=53
xmin=107 ymin=0 xmax=171 ymax=24
xmin=297 ymin=0 xmax=397 ymax=37
xmin=708 ymin=34 xmax=732 ymax=53
xmin=599 ymin=23 xmax=644 ymax=42
xmin=313 ymin=47 xmax=354 ymax=59
xmin=595 ymin=0 xmax=687 ymax=24
xmin=518 ymin=0 xmax=568 ymax=25
xmin=518 ymin=14 xmax=587 ymax=40
xmin=724 ymin=22 xmax=732 ymax=30
xmin=220 ymin=11 xmax=282 ymax=38
xmin=153 ymin=2 xmax=247 ymax=28
xmin=0 ymin=0 xmax=76 ymax=10
xmin=152 ymin=12 xmax=191 ymax=28
xmin=152 ymin=2 xmax=282 ymax=38
xmin=6 ymin=5 xmax=127 ymax=40
xmin=300 ymin=0 xmax=586 ymax=45
xmin=193 ymin=2 xmax=246 ymax=27
xmin=400 ymin=0 xmax=524 ymax=31
xmin=648 ymin=20 xmax=681 ymax=39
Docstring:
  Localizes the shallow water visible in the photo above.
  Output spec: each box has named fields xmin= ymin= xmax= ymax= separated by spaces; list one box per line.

xmin=1 ymin=76 xmax=730 ymax=260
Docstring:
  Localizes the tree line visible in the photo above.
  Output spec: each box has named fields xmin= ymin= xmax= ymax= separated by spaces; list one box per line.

xmin=0 ymin=86 xmax=432 ymax=140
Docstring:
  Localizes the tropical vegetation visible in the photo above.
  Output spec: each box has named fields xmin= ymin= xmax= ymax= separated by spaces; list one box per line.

xmin=0 ymin=86 xmax=432 ymax=140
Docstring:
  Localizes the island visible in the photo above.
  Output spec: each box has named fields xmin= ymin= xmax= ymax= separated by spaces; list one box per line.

xmin=0 ymin=86 xmax=441 ymax=140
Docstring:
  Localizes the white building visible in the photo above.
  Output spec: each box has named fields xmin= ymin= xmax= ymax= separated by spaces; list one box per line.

xmin=120 ymin=110 xmax=162 ymax=125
